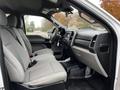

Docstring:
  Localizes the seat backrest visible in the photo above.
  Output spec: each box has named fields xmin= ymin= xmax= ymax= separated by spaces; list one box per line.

xmin=18 ymin=28 xmax=33 ymax=56
xmin=7 ymin=15 xmax=29 ymax=54
xmin=7 ymin=15 xmax=33 ymax=56
xmin=0 ymin=10 xmax=30 ymax=83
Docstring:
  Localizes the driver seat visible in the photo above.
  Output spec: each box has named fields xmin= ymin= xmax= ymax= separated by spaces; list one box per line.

xmin=7 ymin=14 xmax=53 ymax=56
xmin=0 ymin=9 xmax=67 ymax=88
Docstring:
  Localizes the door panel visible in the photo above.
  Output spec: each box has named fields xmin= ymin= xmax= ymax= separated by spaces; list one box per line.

xmin=27 ymin=35 xmax=51 ymax=51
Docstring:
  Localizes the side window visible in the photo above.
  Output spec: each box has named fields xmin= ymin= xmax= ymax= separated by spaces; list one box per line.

xmin=24 ymin=15 xmax=53 ymax=38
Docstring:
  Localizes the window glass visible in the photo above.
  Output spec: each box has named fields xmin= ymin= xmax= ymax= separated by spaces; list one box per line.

xmin=24 ymin=15 xmax=53 ymax=38
xmin=89 ymin=0 xmax=120 ymax=22
xmin=52 ymin=7 xmax=105 ymax=31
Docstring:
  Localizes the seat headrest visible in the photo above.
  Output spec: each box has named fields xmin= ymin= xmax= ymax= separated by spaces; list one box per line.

xmin=17 ymin=17 xmax=24 ymax=29
xmin=7 ymin=14 xmax=17 ymax=27
xmin=0 ymin=10 xmax=7 ymax=26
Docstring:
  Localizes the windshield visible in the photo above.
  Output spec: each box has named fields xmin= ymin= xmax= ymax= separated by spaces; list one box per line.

xmin=52 ymin=7 xmax=105 ymax=31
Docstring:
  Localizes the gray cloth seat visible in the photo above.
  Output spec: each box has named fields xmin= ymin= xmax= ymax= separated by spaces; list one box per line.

xmin=7 ymin=14 xmax=53 ymax=56
xmin=0 ymin=10 xmax=67 ymax=86
xmin=7 ymin=14 xmax=54 ymax=62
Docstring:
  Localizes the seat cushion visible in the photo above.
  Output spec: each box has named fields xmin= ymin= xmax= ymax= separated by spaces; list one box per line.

xmin=31 ymin=53 xmax=55 ymax=62
xmin=24 ymin=60 xmax=67 ymax=86
xmin=33 ymin=48 xmax=53 ymax=56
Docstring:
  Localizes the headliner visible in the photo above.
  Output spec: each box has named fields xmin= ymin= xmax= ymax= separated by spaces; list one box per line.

xmin=0 ymin=0 xmax=66 ymax=15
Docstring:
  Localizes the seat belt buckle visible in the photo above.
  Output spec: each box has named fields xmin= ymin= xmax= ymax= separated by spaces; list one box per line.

xmin=28 ymin=60 xmax=37 ymax=68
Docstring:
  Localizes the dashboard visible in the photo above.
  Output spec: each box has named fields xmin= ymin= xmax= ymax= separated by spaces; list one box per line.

xmin=49 ymin=27 xmax=111 ymax=77
xmin=71 ymin=29 xmax=110 ymax=77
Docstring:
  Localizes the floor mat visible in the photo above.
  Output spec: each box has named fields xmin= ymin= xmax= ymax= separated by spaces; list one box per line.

xmin=68 ymin=79 xmax=95 ymax=90
xmin=68 ymin=75 xmax=106 ymax=90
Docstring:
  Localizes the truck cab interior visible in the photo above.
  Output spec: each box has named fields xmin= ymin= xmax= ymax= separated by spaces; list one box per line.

xmin=0 ymin=0 xmax=117 ymax=90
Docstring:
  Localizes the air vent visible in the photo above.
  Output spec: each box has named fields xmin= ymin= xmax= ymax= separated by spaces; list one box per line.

xmin=90 ymin=35 xmax=97 ymax=47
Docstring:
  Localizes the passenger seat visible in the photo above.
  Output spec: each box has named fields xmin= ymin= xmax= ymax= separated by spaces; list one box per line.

xmin=7 ymin=14 xmax=53 ymax=56
xmin=0 ymin=10 xmax=67 ymax=87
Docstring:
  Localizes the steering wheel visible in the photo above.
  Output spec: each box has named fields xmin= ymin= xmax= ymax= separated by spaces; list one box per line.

xmin=50 ymin=27 xmax=61 ymax=44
